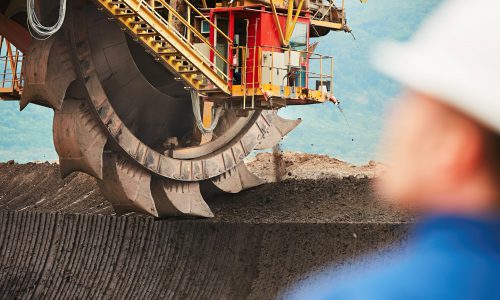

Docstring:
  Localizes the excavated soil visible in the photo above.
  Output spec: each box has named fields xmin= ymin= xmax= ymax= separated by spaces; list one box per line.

xmin=247 ymin=152 xmax=385 ymax=182
xmin=0 ymin=152 xmax=413 ymax=299
xmin=0 ymin=152 xmax=411 ymax=223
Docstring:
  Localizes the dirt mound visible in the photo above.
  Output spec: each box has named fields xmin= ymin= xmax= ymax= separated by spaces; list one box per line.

xmin=246 ymin=152 xmax=385 ymax=182
xmin=0 ymin=153 xmax=410 ymax=223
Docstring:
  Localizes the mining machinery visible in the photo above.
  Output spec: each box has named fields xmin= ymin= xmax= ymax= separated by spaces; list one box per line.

xmin=0 ymin=0 xmax=354 ymax=217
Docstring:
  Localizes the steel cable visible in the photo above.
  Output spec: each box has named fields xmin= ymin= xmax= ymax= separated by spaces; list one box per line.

xmin=190 ymin=89 xmax=223 ymax=134
xmin=27 ymin=0 xmax=67 ymax=40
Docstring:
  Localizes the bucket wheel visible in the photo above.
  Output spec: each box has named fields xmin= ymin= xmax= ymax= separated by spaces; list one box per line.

xmin=21 ymin=2 xmax=300 ymax=217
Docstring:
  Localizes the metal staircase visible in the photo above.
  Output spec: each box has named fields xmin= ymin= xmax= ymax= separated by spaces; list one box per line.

xmin=95 ymin=0 xmax=231 ymax=95
xmin=0 ymin=35 xmax=23 ymax=100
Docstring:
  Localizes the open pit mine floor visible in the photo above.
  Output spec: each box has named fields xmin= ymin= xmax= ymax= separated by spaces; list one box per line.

xmin=0 ymin=152 xmax=413 ymax=299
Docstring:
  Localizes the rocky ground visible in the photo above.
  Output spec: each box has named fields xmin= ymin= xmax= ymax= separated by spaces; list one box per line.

xmin=0 ymin=152 xmax=412 ymax=223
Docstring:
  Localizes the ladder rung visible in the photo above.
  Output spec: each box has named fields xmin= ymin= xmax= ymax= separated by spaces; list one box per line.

xmin=137 ymin=31 xmax=157 ymax=36
xmin=159 ymin=50 xmax=177 ymax=55
xmin=179 ymin=63 xmax=194 ymax=68
xmin=179 ymin=65 xmax=194 ymax=71
xmin=115 ymin=11 xmax=136 ymax=16
xmin=160 ymin=51 xmax=180 ymax=56
xmin=137 ymin=25 xmax=154 ymax=30
xmin=151 ymin=39 xmax=166 ymax=44
xmin=179 ymin=69 xmax=201 ymax=74
xmin=199 ymin=89 xmax=222 ymax=94
xmin=140 ymin=28 xmax=155 ymax=33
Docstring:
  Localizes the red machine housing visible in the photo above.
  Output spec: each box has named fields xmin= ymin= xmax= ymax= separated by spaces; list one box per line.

xmin=207 ymin=5 xmax=311 ymax=91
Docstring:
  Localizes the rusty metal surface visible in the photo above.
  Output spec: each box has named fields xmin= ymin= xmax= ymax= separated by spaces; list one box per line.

xmin=68 ymin=4 xmax=278 ymax=181
xmin=20 ymin=35 xmax=76 ymax=110
xmin=151 ymin=178 xmax=214 ymax=217
xmin=97 ymin=153 xmax=159 ymax=216
xmin=53 ymin=98 xmax=107 ymax=179
xmin=255 ymin=112 xmax=302 ymax=150
xmin=0 ymin=13 xmax=30 ymax=52
xmin=209 ymin=162 xmax=265 ymax=194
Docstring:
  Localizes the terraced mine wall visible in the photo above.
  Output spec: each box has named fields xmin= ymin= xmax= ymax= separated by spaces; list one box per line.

xmin=0 ymin=161 xmax=411 ymax=299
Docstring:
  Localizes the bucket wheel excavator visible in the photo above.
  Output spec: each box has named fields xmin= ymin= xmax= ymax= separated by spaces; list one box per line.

xmin=0 ymin=0 xmax=354 ymax=217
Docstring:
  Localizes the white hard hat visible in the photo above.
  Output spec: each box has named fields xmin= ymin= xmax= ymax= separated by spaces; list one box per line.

xmin=374 ymin=0 xmax=500 ymax=133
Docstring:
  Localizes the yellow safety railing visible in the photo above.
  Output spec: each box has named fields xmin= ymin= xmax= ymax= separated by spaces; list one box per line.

xmin=231 ymin=45 xmax=333 ymax=109
xmin=154 ymin=0 xmax=232 ymax=68
xmin=150 ymin=0 xmax=232 ymax=79
xmin=311 ymin=0 xmax=345 ymax=24
xmin=97 ymin=0 xmax=233 ymax=93
xmin=182 ymin=0 xmax=232 ymax=44
xmin=233 ymin=45 xmax=334 ymax=93
xmin=0 ymin=35 xmax=23 ymax=98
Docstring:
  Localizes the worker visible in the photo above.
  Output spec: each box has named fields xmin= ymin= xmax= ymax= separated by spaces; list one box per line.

xmin=286 ymin=67 xmax=300 ymax=87
xmin=232 ymin=45 xmax=242 ymax=85
xmin=288 ymin=0 xmax=500 ymax=299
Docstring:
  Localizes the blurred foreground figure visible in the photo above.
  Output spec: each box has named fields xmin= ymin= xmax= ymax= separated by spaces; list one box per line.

xmin=288 ymin=0 xmax=500 ymax=299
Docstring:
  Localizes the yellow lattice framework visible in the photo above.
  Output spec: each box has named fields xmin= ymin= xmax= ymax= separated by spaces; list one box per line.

xmin=0 ymin=35 xmax=23 ymax=100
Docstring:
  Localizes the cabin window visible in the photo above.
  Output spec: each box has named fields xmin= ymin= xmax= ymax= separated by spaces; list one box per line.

xmin=289 ymin=22 xmax=308 ymax=50
xmin=201 ymin=20 xmax=211 ymax=34
xmin=215 ymin=18 xmax=229 ymax=75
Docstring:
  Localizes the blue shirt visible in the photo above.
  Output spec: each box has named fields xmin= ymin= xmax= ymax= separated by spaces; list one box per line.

xmin=287 ymin=215 xmax=500 ymax=300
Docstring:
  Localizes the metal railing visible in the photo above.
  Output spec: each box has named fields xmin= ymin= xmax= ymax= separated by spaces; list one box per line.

xmin=230 ymin=45 xmax=333 ymax=108
xmin=233 ymin=45 xmax=334 ymax=91
xmin=99 ymin=0 xmax=233 ymax=92
xmin=0 ymin=35 xmax=23 ymax=97
xmin=310 ymin=0 xmax=345 ymax=25
xmin=139 ymin=0 xmax=232 ymax=82
xmin=154 ymin=0 xmax=232 ymax=67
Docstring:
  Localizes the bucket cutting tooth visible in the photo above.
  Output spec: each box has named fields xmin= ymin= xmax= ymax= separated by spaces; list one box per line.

xmin=97 ymin=153 xmax=159 ymax=217
xmin=53 ymin=98 xmax=107 ymax=179
xmin=151 ymin=179 xmax=213 ymax=218
xmin=20 ymin=36 xmax=76 ymax=110
xmin=255 ymin=111 xmax=302 ymax=150
xmin=208 ymin=162 xmax=265 ymax=194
